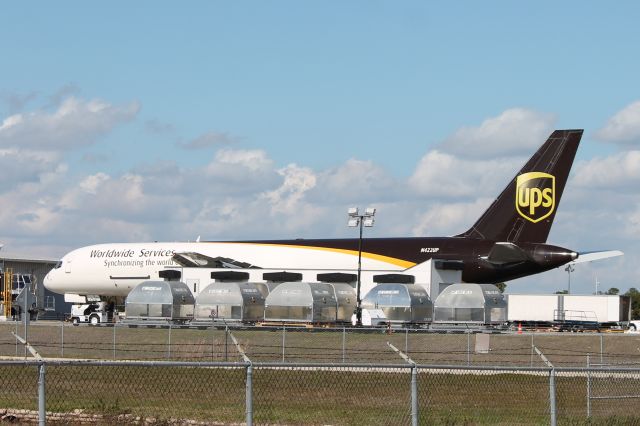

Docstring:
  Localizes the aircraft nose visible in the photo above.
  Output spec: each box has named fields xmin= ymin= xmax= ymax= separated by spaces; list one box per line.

xmin=43 ymin=268 xmax=60 ymax=292
xmin=43 ymin=270 xmax=53 ymax=288
xmin=571 ymin=252 xmax=578 ymax=261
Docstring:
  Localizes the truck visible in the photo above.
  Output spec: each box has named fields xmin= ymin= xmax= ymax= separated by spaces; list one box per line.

xmin=628 ymin=320 xmax=640 ymax=332
xmin=69 ymin=301 xmax=113 ymax=325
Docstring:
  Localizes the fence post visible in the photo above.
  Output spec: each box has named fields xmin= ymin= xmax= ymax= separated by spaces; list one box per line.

xmin=549 ymin=368 xmax=557 ymax=426
xmin=467 ymin=331 xmax=471 ymax=366
xmin=23 ymin=291 xmax=28 ymax=358
xmin=342 ymin=327 xmax=346 ymax=363
xmin=411 ymin=365 xmax=418 ymax=426
xmin=112 ymin=324 xmax=116 ymax=359
xmin=246 ymin=363 xmax=253 ymax=426
xmin=38 ymin=363 xmax=46 ymax=426
xmin=600 ymin=334 xmax=604 ymax=365
xmin=587 ymin=354 xmax=591 ymax=418
xmin=225 ymin=326 xmax=229 ymax=362
xmin=530 ymin=333 xmax=534 ymax=367
xmin=60 ymin=321 xmax=64 ymax=359
xmin=167 ymin=323 xmax=172 ymax=360
xmin=282 ymin=326 xmax=286 ymax=362
xmin=405 ymin=328 xmax=409 ymax=354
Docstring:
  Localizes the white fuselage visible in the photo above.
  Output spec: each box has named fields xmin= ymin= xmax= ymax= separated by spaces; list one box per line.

xmin=43 ymin=242 xmax=411 ymax=298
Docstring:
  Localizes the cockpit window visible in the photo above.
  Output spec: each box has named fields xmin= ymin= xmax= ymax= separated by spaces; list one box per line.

xmin=54 ymin=261 xmax=62 ymax=269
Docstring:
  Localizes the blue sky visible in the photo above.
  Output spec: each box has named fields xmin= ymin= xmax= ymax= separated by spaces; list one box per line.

xmin=1 ymin=2 xmax=639 ymax=295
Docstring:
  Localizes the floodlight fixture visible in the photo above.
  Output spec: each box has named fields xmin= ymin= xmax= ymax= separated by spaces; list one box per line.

xmin=347 ymin=206 xmax=377 ymax=327
xmin=564 ymin=264 xmax=575 ymax=294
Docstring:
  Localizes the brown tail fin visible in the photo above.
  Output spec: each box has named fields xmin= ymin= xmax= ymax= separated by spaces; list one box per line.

xmin=457 ymin=129 xmax=583 ymax=243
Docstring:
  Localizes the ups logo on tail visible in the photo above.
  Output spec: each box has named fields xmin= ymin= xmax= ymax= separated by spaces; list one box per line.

xmin=516 ymin=172 xmax=555 ymax=223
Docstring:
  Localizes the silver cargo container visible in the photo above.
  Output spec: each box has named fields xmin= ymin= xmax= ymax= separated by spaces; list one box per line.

xmin=195 ymin=282 xmax=265 ymax=322
xmin=361 ymin=283 xmax=432 ymax=324
xmin=264 ymin=282 xmax=337 ymax=323
xmin=434 ymin=284 xmax=506 ymax=324
xmin=125 ymin=281 xmax=195 ymax=322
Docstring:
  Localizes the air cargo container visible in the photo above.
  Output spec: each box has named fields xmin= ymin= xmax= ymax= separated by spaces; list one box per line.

xmin=125 ymin=281 xmax=195 ymax=323
xmin=194 ymin=282 xmax=265 ymax=322
xmin=433 ymin=284 xmax=506 ymax=325
xmin=264 ymin=282 xmax=337 ymax=323
xmin=361 ymin=283 xmax=432 ymax=324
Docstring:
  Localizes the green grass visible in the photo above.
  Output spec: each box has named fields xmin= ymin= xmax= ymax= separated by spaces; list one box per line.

xmin=2 ymin=323 xmax=640 ymax=367
xmin=2 ymin=323 xmax=640 ymax=424
xmin=0 ymin=364 xmax=639 ymax=425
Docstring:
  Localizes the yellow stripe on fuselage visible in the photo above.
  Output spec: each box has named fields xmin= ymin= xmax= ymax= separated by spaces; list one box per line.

xmin=220 ymin=242 xmax=417 ymax=269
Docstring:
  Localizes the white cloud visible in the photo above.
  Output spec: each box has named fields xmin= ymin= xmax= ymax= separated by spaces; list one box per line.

xmin=628 ymin=206 xmax=640 ymax=238
xmin=0 ymin=91 xmax=38 ymax=113
xmin=145 ymin=119 xmax=175 ymax=136
xmin=0 ymin=96 xmax=140 ymax=150
xmin=0 ymin=98 xmax=636 ymax=295
xmin=318 ymin=159 xmax=398 ymax=202
xmin=203 ymin=148 xmax=279 ymax=196
xmin=595 ymin=101 xmax=640 ymax=145
xmin=79 ymin=173 xmax=111 ymax=194
xmin=572 ymin=151 xmax=640 ymax=189
xmin=408 ymin=149 xmax=521 ymax=198
xmin=441 ymin=108 xmax=556 ymax=158
xmin=0 ymin=148 xmax=62 ymax=188
xmin=208 ymin=148 xmax=273 ymax=173
xmin=411 ymin=198 xmax=492 ymax=237
xmin=179 ymin=131 xmax=237 ymax=150
xmin=261 ymin=164 xmax=317 ymax=215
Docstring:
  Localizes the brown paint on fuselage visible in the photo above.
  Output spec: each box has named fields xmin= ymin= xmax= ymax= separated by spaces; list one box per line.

xmin=236 ymin=237 xmax=575 ymax=284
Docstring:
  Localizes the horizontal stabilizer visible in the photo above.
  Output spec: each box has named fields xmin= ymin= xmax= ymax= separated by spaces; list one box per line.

xmin=571 ymin=250 xmax=624 ymax=265
xmin=483 ymin=242 xmax=529 ymax=265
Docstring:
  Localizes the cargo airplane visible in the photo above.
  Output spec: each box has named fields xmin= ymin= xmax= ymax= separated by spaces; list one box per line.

xmin=44 ymin=129 xmax=622 ymax=300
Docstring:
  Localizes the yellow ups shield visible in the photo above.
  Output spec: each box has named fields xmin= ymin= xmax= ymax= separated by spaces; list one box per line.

xmin=516 ymin=172 xmax=555 ymax=223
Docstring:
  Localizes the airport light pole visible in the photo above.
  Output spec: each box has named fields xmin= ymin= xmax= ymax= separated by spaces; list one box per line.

xmin=348 ymin=207 xmax=376 ymax=327
xmin=564 ymin=264 xmax=575 ymax=294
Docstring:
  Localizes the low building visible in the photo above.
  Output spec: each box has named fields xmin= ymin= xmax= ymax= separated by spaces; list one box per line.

xmin=0 ymin=254 xmax=69 ymax=320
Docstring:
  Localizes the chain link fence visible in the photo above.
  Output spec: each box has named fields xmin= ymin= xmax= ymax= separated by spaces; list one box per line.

xmin=2 ymin=321 xmax=640 ymax=424
xmin=1 ymin=360 xmax=639 ymax=424
xmin=1 ymin=322 xmax=640 ymax=367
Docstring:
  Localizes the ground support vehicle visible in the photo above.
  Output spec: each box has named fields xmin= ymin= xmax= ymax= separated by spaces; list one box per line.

xmin=69 ymin=302 xmax=113 ymax=325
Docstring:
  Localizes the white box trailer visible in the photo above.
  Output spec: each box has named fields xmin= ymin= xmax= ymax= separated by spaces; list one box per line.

xmin=506 ymin=294 xmax=558 ymax=323
xmin=562 ymin=295 xmax=629 ymax=323
xmin=506 ymin=294 xmax=630 ymax=325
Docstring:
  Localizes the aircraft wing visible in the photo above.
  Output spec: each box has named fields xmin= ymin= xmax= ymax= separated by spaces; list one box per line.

xmin=483 ymin=242 xmax=529 ymax=265
xmin=172 ymin=252 xmax=260 ymax=269
xmin=570 ymin=250 xmax=624 ymax=265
